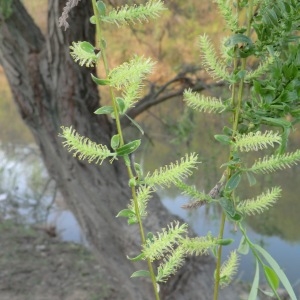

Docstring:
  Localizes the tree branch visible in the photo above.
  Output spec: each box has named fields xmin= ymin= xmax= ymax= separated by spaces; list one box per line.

xmin=121 ymin=67 xmax=224 ymax=127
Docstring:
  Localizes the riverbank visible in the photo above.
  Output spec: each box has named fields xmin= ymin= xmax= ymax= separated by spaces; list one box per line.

xmin=0 ymin=220 xmax=116 ymax=300
xmin=1 ymin=220 xmax=294 ymax=300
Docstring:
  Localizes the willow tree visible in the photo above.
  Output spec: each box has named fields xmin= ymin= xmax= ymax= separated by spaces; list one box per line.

xmin=0 ymin=1 xmax=225 ymax=299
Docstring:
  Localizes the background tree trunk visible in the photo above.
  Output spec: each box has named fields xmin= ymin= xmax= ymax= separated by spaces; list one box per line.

xmin=0 ymin=1 xmax=238 ymax=299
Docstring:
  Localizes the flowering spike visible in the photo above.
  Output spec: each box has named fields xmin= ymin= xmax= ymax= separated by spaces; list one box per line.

xmin=59 ymin=126 xmax=114 ymax=164
xmin=143 ymin=153 xmax=199 ymax=188
xmin=142 ymin=222 xmax=188 ymax=261
xmin=101 ymin=0 xmax=166 ymax=27
xmin=184 ymin=89 xmax=227 ymax=113
xmin=237 ymin=187 xmax=281 ymax=216
xmin=219 ymin=251 xmax=239 ymax=287
xmin=234 ymin=131 xmax=281 ymax=152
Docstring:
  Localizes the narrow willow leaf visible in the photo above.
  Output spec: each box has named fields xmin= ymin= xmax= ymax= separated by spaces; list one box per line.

xmin=94 ymin=106 xmax=114 ymax=115
xmin=216 ymin=239 xmax=234 ymax=246
xmin=134 ymin=162 xmax=143 ymax=177
xmin=116 ymin=97 xmax=126 ymax=114
xmin=116 ymin=140 xmax=141 ymax=156
xmin=225 ymin=172 xmax=242 ymax=192
xmin=91 ymin=73 xmax=110 ymax=86
xmin=254 ymin=244 xmax=297 ymax=300
xmin=127 ymin=252 xmax=145 ymax=261
xmin=246 ymin=171 xmax=256 ymax=186
xmin=248 ymin=260 xmax=260 ymax=300
xmin=214 ymin=134 xmax=232 ymax=145
xmin=116 ymin=209 xmax=135 ymax=218
xmin=125 ymin=113 xmax=144 ymax=135
xmin=130 ymin=270 xmax=150 ymax=278
xmin=263 ymin=265 xmax=280 ymax=294
xmin=237 ymin=236 xmax=249 ymax=255
xmin=219 ymin=197 xmax=235 ymax=217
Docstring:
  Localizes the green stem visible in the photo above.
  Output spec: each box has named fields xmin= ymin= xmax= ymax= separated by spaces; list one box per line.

xmin=91 ymin=0 xmax=124 ymax=145
xmin=213 ymin=1 xmax=254 ymax=299
xmin=91 ymin=1 xmax=160 ymax=298
xmin=213 ymin=212 xmax=226 ymax=300
xmin=127 ymin=165 xmax=160 ymax=300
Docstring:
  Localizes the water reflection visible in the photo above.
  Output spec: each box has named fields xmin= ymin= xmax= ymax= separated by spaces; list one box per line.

xmin=161 ymin=192 xmax=300 ymax=291
xmin=0 ymin=145 xmax=85 ymax=244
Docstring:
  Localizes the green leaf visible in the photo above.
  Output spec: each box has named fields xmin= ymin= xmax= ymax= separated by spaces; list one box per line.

xmin=225 ymin=172 xmax=242 ymax=192
xmin=224 ymin=34 xmax=253 ymax=47
xmin=116 ymin=97 xmax=126 ymax=114
xmin=248 ymin=260 xmax=260 ymax=300
xmin=216 ymin=238 xmax=234 ymax=246
xmin=110 ymin=134 xmax=120 ymax=150
xmin=246 ymin=172 xmax=256 ymax=186
xmin=94 ymin=106 xmax=114 ymax=115
xmin=223 ymin=126 xmax=233 ymax=136
xmin=146 ymin=232 xmax=154 ymax=243
xmin=236 ymin=70 xmax=246 ymax=79
xmin=214 ymin=134 xmax=232 ymax=145
xmin=101 ymin=38 xmax=106 ymax=49
xmin=128 ymin=177 xmax=137 ymax=187
xmin=96 ymin=1 xmax=106 ymax=16
xmin=126 ymin=252 xmax=145 ymax=261
xmin=128 ymin=218 xmax=138 ymax=225
xmin=237 ymin=236 xmax=249 ymax=255
xmin=90 ymin=16 xmax=96 ymax=24
xmin=116 ymin=140 xmax=141 ymax=156
xmin=80 ymin=41 xmax=95 ymax=54
xmin=130 ymin=270 xmax=151 ymax=279
xmin=263 ymin=265 xmax=280 ymax=292
xmin=91 ymin=73 xmax=110 ymax=86
xmin=134 ymin=163 xmax=143 ymax=177
xmin=219 ymin=197 xmax=235 ymax=217
xmin=228 ymin=212 xmax=242 ymax=221
xmin=116 ymin=209 xmax=135 ymax=218
xmin=254 ymin=244 xmax=297 ymax=300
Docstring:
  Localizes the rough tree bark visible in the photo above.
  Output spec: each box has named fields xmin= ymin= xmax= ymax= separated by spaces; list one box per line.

xmin=0 ymin=1 xmax=237 ymax=299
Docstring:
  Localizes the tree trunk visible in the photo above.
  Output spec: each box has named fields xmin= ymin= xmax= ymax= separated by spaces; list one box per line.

xmin=0 ymin=1 xmax=238 ymax=299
